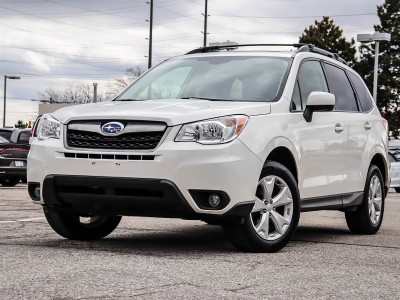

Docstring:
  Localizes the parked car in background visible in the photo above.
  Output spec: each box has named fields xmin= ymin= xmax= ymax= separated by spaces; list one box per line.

xmin=389 ymin=139 xmax=400 ymax=150
xmin=389 ymin=149 xmax=400 ymax=193
xmin=9 ymin=129 xmax=31 ymax=145
xmin=0 ymin=135 xmax=29 ymax=186
xmin=0 ymin=128 xmax=17 ymax=141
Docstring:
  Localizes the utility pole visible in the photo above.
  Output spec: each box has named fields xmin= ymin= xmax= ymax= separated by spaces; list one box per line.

xmin=147 ymin=0 xmax=153 ymax=69
xmin=93 ymin=83 xmax=98 ymax=103
xmin=203 ymin=0 xmax=208 ymax=47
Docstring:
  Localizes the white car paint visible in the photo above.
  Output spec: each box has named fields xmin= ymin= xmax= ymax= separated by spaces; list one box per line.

xmin=389 ymin=153 xmax=400 ymax=189
xmin=28 ymin=51 xmax=389 ymax=215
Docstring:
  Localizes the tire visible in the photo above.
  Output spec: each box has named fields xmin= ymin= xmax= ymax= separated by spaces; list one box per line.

xmin=395 ymin=188 xmax=400 ymax=193
xmin=222 ymin=161 xmax=300 ymax=253
xmin=43 ymin=208 xmax=122 ymax=240
xmin=0 ymin=177 xmax=21 ymax=187
xmin=345 ymin=164 xmax=385 ymax=234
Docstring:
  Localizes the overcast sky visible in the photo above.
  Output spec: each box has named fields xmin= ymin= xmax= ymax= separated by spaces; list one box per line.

xmin=0 ymin=0 xmax=383 ymax=127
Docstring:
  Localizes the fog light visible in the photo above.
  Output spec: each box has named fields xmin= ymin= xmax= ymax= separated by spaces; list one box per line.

xmin=34 ymin=187 xmax=41 ymax=200
xmin=208 ymin=194 xmax=221 ymax=208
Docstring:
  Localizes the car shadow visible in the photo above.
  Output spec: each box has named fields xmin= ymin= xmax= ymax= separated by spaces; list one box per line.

xmin=32 ymin=223 xmax=355 ymax=255
xmin=36 ymin=224 xmax=238 ymax=255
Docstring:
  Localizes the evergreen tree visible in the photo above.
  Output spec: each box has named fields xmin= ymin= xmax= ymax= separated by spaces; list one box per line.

xmin=14 ymin=120 xmax=28 ymax=129
xmin=354 ymin=0 xmax=400 ymax=138
xmin=299 ymin=16 xmax=357 ymax=66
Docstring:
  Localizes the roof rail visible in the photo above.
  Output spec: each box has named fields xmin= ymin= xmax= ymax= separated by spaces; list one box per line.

xmin=186 ymin=43 xmax=347 ymax=65
xmin=297 ymin=44 xmax=347 ymax=65
xmin=185 ymin=43 xmax=305 ymax=55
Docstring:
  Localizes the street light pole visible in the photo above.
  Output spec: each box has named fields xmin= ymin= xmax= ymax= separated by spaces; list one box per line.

xmin=357 ymin=32 xmax=391 ymax=103
xmin=3 ymin=76 xmax=7 ymax=128
xmin=3 ymin=75 xmax=21 ymax=128
xmin=373 ymin=42 xmax=379 ymax=102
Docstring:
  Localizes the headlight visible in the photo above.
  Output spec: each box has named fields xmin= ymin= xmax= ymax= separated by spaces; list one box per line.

xmin=175 ymin=115 xmax=248 ymax=144
xmin=37 ymin=114 xmax=61 ymax=140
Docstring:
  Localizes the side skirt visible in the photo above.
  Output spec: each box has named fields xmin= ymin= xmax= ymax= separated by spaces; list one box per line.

xmin=301 ymin=192 xmax=364 ymax=212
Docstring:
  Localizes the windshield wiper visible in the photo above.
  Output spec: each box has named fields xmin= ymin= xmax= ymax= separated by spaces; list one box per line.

xmin=180 ymin=97 xmax=231 ymax=101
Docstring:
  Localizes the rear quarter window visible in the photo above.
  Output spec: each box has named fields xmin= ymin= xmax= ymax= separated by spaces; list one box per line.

xmin=347 ymin=71 xmax=373 ymax=112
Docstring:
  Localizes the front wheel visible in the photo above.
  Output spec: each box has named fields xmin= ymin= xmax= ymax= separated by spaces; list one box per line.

xmin=223 ymin=161 xmax=300 ymax=252
xmin=345 ymin=164 xmax=385 ymax=234
xmin=43 ymin=208 xmax=121 ymax=240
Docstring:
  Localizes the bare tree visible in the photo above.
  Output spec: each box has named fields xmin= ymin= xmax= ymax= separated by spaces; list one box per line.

xmin=106 ymin=67 xmax=144 ymax=98
xmin=38 ymin=83 xmax=104 ymax=103
xmin=37 ymin=66 xmax=144 ymax=103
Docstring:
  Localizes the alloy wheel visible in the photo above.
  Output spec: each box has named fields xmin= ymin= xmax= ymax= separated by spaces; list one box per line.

xmin=251 ymin=175 xmax=293 ymax=241
xmin=368 ymin=175 xmax=382 ymax=225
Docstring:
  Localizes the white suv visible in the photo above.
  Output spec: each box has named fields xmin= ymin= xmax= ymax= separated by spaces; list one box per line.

xmin=28 ymin=44 xmax=389 ymax=252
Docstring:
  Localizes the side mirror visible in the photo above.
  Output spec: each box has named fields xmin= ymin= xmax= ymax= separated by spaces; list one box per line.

xmin=303 ymin=92 xmax=335 ymax=122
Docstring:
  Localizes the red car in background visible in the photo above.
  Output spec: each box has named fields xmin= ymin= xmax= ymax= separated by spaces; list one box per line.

xmin=0 ymin=129 xmax=30 ymax=186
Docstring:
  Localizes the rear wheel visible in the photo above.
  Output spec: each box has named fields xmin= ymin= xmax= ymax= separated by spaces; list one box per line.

xmin=395 ymin=188 xmax=400 ymax=193
xmin=0 ymin=177 xmax=20 ymax=187
xmin=43 ymin=208 xmax=121 ymax=240
xmin=345 ymin=165 xmax=385 ymax=234
xmin=223 ymin=161 xmax=300 ymax=252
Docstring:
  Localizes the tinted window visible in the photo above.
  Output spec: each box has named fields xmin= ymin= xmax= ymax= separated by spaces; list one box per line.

xmin=324 ymin=64 xmax=358 ymax=112
xmin=18 ymin=131 xmax=30 ymax=143
xmin=0 ymin=136 xmax=8 ymax=143
xmin=389 ymin=150 xmax=400 ymax=161
xmin=296 ymin=60 xmax=329 ymax=108
xmin=0 ymin=131 xmax=12 ymax=141
xmin=348 ymin=72 xmax=373 ymax=112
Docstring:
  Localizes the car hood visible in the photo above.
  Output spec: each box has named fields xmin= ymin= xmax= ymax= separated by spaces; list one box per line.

xmin=51 ymin=99 xmax=271 ymax=126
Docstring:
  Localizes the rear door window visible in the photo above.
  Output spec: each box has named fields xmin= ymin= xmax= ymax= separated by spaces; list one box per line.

xmin=324 ymin=63 xmax=359 ymax=112
xmin=347 ymin=72 xmax=373 ymax=112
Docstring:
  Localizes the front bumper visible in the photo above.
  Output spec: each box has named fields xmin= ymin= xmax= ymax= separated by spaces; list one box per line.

xmin=36 ymin=175 xmax=254 ymax=219
xmin=28 ymin=126 xmax=262 ymax=217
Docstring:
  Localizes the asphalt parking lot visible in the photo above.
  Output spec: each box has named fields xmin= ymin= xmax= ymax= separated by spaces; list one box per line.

xmin=1 ymin=185 xmax=399 ymax=299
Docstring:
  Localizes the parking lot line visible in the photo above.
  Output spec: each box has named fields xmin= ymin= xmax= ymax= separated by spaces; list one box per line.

xmin=0 ymin=217 xmax=45 ymax=224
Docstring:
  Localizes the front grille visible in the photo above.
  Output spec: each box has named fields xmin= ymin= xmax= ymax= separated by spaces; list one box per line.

xmin=66 ymin=120 xmax=167 ymax=150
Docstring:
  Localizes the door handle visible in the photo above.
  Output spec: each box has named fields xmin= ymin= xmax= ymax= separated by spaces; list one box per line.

xmin=335 ymin=123 xmax=344 ymax=133
xmin=364 ymin=122 xmax=372 ymax=130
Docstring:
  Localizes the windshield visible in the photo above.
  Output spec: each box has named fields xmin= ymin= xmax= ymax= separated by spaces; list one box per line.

xmin=117 ymin=56 xmax=291 ymax=102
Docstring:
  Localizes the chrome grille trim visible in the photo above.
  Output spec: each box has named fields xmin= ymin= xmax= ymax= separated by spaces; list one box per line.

xmin=64 ymin=120 xmax=169 ymax=152
xmin=63 ymin=153 xmax=156 ymax=161
xmin=68 ymin=122 xmax=167 ymax=136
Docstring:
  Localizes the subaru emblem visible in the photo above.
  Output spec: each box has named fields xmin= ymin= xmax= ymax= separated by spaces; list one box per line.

xmin=101 ymin=122 xmax=125 ymax=135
